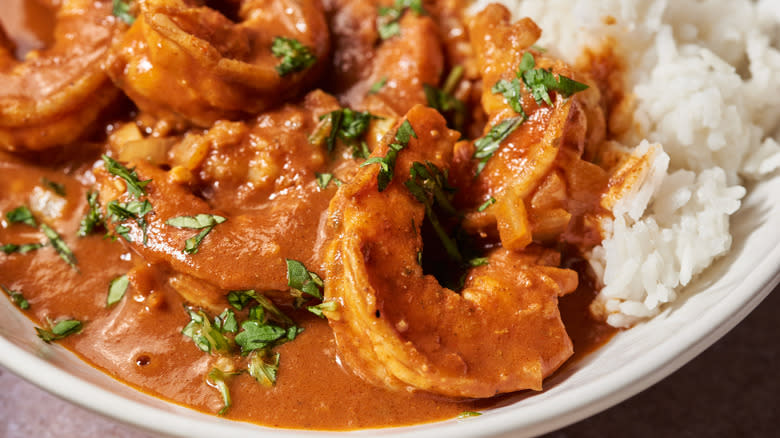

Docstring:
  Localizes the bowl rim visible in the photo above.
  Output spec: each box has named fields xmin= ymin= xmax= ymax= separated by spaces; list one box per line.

xmin=2 ymin=235 xmax=778 ymax=438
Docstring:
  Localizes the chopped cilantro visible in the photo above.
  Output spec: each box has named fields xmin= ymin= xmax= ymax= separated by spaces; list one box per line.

xmin=214 ymin=309 xmax=238 ymax=333
xmin=457 ymin=411 xmax=482 ymax=418
xmin=307 ymin=301 xmax=338 ymax=318
xmin=286 ymin=259 xmax=324 ymax=300
xmin=106 ymin=274 xmax=129 ymax=307
xmin=40 ymin=224 xmax=77 ymax=269
xmin=424 ymin=66 xmax=467 ymax=131
xmin=473 ymin=116 xmax=525 ymax=175
xmin=517 ymin=52 xmax=588 ymax=106
xmin=106 ymin=199 xmax=153 ymax=244
xmin=247 ymin=351 xmax=280 ymax=387
xmin=2 ymin=284 xmax=30 ymax=310
xmin=112 ymin=0 xmax=135 ymax=25
xmin=368 ymin=76 xmax=388 ymax=94
xmin=312 ymin=108 xmax=379 ymax=157
xmin=271 ymin=37 xmax=316 ymax=76
xmin=206 ymin=367 xmax=234 ymax=416
xmin=182 ymin=309 xmax=231 ymax=354
xmin=78 ymin=190 xmax=104 ymax=237
xmin=477 ymin=197 xmax=496 ymax=212
xmin=469 ymin=257 xmax=489 ymax=267
xmin=41 ymin=178 xmax=66 ymax=196
xmin=377 ymin=0 xmax=426 ymax=40
xmin=315 ymin=173 xmax=343 ymax=190
xmin=1 ymin=242 xmax=44 ymax=254
xmin=405 ymin=161 xmax=462 ymax=263
xmin=491 ymin=78 xmax=526 ymax=116
xmin=166 ymin=214 xmax=226 ymax=254
xmin=35 ymin=319 xmax=82 ymax=343
xmin=234 ymin=321 xmax=287 ymax=353
xmin=102 ymin=155 xmax=150 ymax=198
xmin=361 ymin=120 xmax=417 ymax=191
xmin=227 ymin=290 xmax=294 ymax=326
xmin=6 ymin=206 xmax=36 ymax=227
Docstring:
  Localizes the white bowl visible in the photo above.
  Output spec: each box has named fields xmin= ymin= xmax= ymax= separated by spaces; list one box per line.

xmin=2 ymin=168 xmax=778 ymax=438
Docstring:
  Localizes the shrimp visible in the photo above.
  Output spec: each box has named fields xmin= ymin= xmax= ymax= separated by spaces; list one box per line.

xmin=322 ymin=105 xmax=577 ymax=397
xmin=94 ymin=91 xmax=348 ymax=306
xmin=0 ymin=0 xmax=121 ymax=151
xmin=323 ymin=0 xmax=443 ymax=117
xmin=105 ymin=0 xmax=330 ymax=127
xmin=448 ymin=4 xmax=609 ymax=251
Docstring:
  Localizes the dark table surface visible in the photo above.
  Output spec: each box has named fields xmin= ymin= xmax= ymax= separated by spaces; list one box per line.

xmin=2 ymin=286 xmax=777 ymax=438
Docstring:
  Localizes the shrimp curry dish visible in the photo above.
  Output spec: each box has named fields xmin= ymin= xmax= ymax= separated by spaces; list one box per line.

xmin=1 ymin=0 xmax=641 ymax=430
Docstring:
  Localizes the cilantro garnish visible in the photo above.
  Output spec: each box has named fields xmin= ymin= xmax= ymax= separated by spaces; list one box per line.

xmin=477 ymin=197 xmax=496 ymax=212
xmin=247 ymin=351 xmax=280 ymax=387
xmin=206 ymin=367 xmax=236 ymax=415
xmin=182 ymin=309 xmax=231 ymax=354
xmin=457 ymin=411 xmax=482 ymax=418
xmin=106 ymin=274 xmax=129 ymax=307
xmin=307 ymin=301 xmax=338 ymax=318
xmin=40 ymin=224 xmax=77 ymax=269
xmin=424 ymin=66 xmax=466 ymax=131
xmin=35 ymin=319 xmax=82 ymax=343
xmin=377 ymin=0 xmax=426 ymax=40
xmin=234 ymin=321 xmax=287 ymax=353
xmin=166 ymin=214 xmax=226 ymax=254
xmin=112 ymin=0 xmax=135 ymax=25
xmin=102 ymin=155 xmax=150 ymax=198
xmin=6 ymin=206 xmax=36 ymax=227
xmin=517 ymin=52 xmax=588 ymax=106
xmin=106 ymin=199 xmax=153 ymax=244
xmin=78 ymin=190 xmax=104 ymax=237
xmin=369 ymin=76 xmax=388 ymax=94
xmin=214 ymin=309 xmax=238 ymax=333
xmin=469 ymin=257 xmax=489 ymax=267
xmin=311 ymin=108 xmax=380 ymax=157
xmin=227 ymin=290 xmax=294 ymax=326
xmin=41 ymin=178 xmax=66 ymax=196
xmin=361 ymin=119 xmax=417 ymax=191
xmin=473 ymin=116 xmax=525 ymax=175
xmin=491 ymin=78 xmax=526 ymax=116
xmin=2 ymin=284 xmax=30 ymax=310
xmin=405 ymin=161 xmax=462 ymax=263
xmin=1 ymin=242 xmax=44 ymax=255
xmin=315 ymin=173 xmax=343 ymax=190
xmin=271 ymin=37 xmax=316 ymax=76
xmin=286 ymin=259 xmax=324 ymax=300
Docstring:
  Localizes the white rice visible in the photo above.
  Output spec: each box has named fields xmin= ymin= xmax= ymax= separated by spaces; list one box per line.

xmin=471 ymin=0 xmax=780 ymax=327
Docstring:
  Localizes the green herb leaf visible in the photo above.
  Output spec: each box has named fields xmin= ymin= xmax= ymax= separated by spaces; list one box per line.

xmin=469 ymin=257 xmax=489 ymax=267
xmin=106 ymin=274 xmax=129 ymax=307
xmin=2 ymin=284 xmax=30 ymax=310
xmin=405 ymin=161 xmax=462 ymax=263
xmin=491 ymin=78 xmax=526 ymax=116
xmin=314 ymin=109 xmax=379 ymax=156
xmin=6 ymin=206 xmax=36 ymax=227
xmin=477 ymin=197 xmax=496 ymax=212
xmin=39 ymin=224 xmax=77 ymax=269
xmin=361 ymin=120 xmax=416 ymax=191
xmin=315 ymin=173 xmax=343 ymax=190
xmin=247 ymin=351 xmax=280 ymax=387
xmin=271 ymin=37 xmax=316 ymax=76
xmin=106 ymin=199 xmax=153 ymax=244
xmin=78 ymin=190 xmax=104 ymax=237
xmin=286 ymin=259 xmax=324 ymax=300
xmin=166 ymin=214 xmax=226 ymax=254
xmin=41 ymin=177 xmax=66 ymax=196
xmin=112 ymin=0 xmax=135 ymax=24
xmin=102 ymin=155 xmax=150 ymax=198
xmin=517 ymin=52 xmax=588 ymax=106
xmin=377 ymin=0 xmax=426 ymax=40
xmin=307 ymin=301 xmax=338 ymax=318
xmin=235 ymin=321 xmax=287 ymax=353
xmin=214 ymin=309 xmax=238 ymax=333
xmin=424 ymin=66 xmax=467 ymax=131
xmin=473 ymin=116 xmax=525 ymax=175
xmin=457 ymin=411 xmax=482 ymax=418
xmin=36 ymin=319 xmax=82 ymax=343
xmin=1 ymin=242 xmax=44 ymax=254
xmin=369 ymin=76 xmax=388 ymax=94
xmin=182 ymin=309 xmax=231 ymax=354
xmin=206 ymin=367 xmax=233 ymax=415
xmin=114 ymin=224 xmax=132 ymax=242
